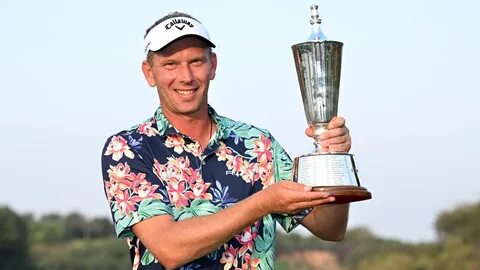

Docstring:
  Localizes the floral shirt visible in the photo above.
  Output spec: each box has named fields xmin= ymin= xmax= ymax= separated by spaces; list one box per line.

xmin=101 ymin=106 xmax=307 ymax=270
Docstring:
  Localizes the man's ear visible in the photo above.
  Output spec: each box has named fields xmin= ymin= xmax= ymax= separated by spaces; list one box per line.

xmin=209 ymin=52 xmax=217 ymax=80
xmin=141 ymin=60 xmax=156 ymax=87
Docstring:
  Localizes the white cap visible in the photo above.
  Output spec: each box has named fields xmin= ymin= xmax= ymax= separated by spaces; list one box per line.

xmin=144 ymin=16 xmax=215 ymax=57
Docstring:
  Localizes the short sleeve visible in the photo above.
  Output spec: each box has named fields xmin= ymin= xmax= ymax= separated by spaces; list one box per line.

xmin=270 ymin=135 xmax=310 ymax=232
xmin=101 ymin=134 xmax=172 ymax=238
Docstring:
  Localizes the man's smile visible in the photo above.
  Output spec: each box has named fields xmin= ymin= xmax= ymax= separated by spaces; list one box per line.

xmin=174 ymin=88 xmax=197 ymax=96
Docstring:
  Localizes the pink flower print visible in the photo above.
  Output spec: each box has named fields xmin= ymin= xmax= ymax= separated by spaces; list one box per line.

xmin=153 ymin=159 xmax=168 ymax=183
xmin=118 ymin=177 xmax=133 ymax=191
xmin=227 ymin=156 xmax=244 ymax=174
xmin=220 ymin=244 xmax=239 ymax=270
xmin=258 ymin=161 xmax=274 ymax=188
xmin=137 ymin=121 xmax=159 ymax=137
xmin=240 ymin=160 xmax=258 ymax=184
xmin=235 ymin=226 xmax=258 ymax=256
xmin=225 ymin=156 xmax=235 ymax=171
xmin=129 ymin=172 xmax=147 ymax=192
xmin=184 ymin=167 xmax=202 ymax=185
xmin=235 ymin=157 xmax=246 ymax=174
xmin=253 ymin=134 xmax=272 ymax=164
xmin=242 ymin=253 xmax=260 ymax=270
xmin=128 ymin=172 xmax=162 ymax=200
xmin=216 ymin=142 xmax=233 ymax=161
xmin=184 ymin=141 xmax=202 ymax=158
xmin=167 ymin=156 xmax=190 ymax=171
xmin=115 ymin=189 xmax=137 ymax=216
xmin=108 ymin=162 xmax=131 ymax=181
xmin=104 ymin=136 xmax=135 ymax=161
xmin=107 ymin=163 xmax=132 ymax=190
xmin=104 ymin=180 xmax=116 ymax=202
xmin=166 ymin=162 xmax=184 ymax=183
xmin=167 ymin=181 xmax=189 ymax=209
xmin=137 ymin=183 xmax=162 ymax=200
xmin=185 ymin=181 xmax=212 ymax=200
xmin=165 ymin=135 xmax=186 ymax=154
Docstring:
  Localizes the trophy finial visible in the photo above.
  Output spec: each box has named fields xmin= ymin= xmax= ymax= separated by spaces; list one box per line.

xmin=308 ymin=4 xmax=327 ymax=41
xmin=310 ymin=4 xmax=321 ymax=25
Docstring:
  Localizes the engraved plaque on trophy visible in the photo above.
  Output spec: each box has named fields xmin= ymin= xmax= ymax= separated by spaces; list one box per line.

xmin=291 ymin=4 xmax=371 ymax=203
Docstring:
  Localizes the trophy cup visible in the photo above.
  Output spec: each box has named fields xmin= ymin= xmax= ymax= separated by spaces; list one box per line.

xmin=291 ymin=4 xmax=371 ymax=203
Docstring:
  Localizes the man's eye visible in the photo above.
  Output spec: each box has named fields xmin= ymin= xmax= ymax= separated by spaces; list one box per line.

xmin=163 ymin=63 xmax=177 ymax=69
xmin=191 ymin=59 xmax=204 ymax=66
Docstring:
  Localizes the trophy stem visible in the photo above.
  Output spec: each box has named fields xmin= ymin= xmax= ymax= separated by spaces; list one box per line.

xmin=313 ymin=123 xmax=328 ymax=153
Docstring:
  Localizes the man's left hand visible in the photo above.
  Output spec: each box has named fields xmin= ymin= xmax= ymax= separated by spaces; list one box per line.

xmin=305 ymin=116 xmax=351 ymax=153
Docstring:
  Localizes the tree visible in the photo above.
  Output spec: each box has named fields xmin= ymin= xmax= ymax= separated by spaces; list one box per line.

xmin=85 ymin=217 xmax=115 ymax=238
xmin=30 ymin=215 xmax=64 ymax=244
xmin=0 ymin=207 xmax=34 ymax=270
xmin=32 ymin=237 xmax=131 ymax=270
xmin=63 ymin=212 xmax=87 ymax=240
xmin=358 ymin=252 xmax=415 ymax=270
xmin=431 ymin=236 xmax=480 ymax=270
xmin=435 ymin=202 xmax=480 ymax=245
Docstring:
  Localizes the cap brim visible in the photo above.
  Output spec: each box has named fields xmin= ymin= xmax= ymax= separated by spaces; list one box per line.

xmin=151 ymin=34 xmax=216 ymax=53
xmin=144 ymin=16 xmax=215 ymax=56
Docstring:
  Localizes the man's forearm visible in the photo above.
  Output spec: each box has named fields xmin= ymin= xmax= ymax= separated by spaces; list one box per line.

xmin=132 ymin=190 xmax=269 ymax=269
xmin=132 ymin=181 xmax=335 ymax=268
xmin=301 ymin=203 xmax=350 ymax=241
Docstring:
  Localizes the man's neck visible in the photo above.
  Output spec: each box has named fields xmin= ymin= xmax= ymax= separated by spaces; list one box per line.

xmin=163 ymin=109 xmax=212 ymax=150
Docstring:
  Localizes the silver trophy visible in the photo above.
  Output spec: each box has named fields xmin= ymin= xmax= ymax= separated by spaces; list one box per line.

xmin=291 ymin=4 xmax=371 ymax=203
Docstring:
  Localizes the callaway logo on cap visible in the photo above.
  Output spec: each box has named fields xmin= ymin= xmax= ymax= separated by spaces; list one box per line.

xmin=144 ymin=16 xmax=216 ymax=57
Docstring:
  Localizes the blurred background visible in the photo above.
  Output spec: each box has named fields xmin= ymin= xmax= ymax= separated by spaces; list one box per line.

xmin=1 ymin=0 xmax=479 ymax=269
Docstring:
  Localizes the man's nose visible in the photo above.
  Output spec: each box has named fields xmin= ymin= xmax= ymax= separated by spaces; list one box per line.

xmin=177 ymin=63 xmax=194 ymax=83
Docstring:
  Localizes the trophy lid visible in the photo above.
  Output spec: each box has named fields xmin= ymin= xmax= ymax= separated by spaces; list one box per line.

xmin=308 ymin=4 xmax=328 ymax=41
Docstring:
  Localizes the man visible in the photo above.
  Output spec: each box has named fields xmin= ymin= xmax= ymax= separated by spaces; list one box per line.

xmin=101 ymin=11 xmax=351 ymax=270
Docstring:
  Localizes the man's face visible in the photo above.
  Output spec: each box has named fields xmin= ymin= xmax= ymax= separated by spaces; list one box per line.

xmin=143 ymin=37 xmax=217 ymax=119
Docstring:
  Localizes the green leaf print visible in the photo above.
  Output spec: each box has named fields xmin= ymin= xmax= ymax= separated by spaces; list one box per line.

xmin=272 ymin=137 xmax=293 ymax=181
xmin=141 ymin=249 xmax=156 ymax=266
xmin=114 ymin=213 xmax=135 ymax=238
xmin=248 ymin=126 xmax=268 ymax=138
xmin=243 ymin=138 xmax=258 ymax=159
xmin=216 ymin=117 xmax=240 ymax=139
xmin=244 ymin=149 xmax=257 ymax=159
xmin=138 ymin=199 xmax=172 ymax=219
xmin=110 ymin=203 xmax=134 ymax=237
xmin=244 ymin=137 xmax=256 ymax=150
xmin=175 ymin=199 xmax=220 ymax=221
xmin=253 ymin=215 xmax=275 ymax=255
xmin=231 ymin=123 xmax=254 ymax=139
xmin=253 ymin=215 xmax=276 ymax=270
xmin=155 ymin=113 xmax=171 ymax=135
xmin=253 ymin=235 xmax=275 ymax=270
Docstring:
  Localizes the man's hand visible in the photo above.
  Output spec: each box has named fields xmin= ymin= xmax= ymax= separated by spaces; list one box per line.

xmin=305 ymin=116 xmax=351 ymax=153
xmin=261 ymin=181 xmax=349 ymax=242
xmin=260 ymin=181 xmax=335 ymax=215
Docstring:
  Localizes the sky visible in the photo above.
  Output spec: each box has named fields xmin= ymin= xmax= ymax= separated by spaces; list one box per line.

xmin=1 ymin=0 xmax=479 ymax=243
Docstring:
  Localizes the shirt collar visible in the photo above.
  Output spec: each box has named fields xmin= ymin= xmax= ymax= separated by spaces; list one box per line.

xmin=153 ymin=105 xmax=229 ymax=145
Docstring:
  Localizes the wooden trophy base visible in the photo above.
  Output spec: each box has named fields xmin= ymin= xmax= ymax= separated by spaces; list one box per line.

xmin=312 ymin=186 xmax=372 ymax=204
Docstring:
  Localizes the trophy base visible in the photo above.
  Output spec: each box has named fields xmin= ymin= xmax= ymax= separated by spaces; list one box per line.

xmin=293 ymin=153 xmax=372 ymax=204
xmin=312 ymin=186 xmax=372 ymax=203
